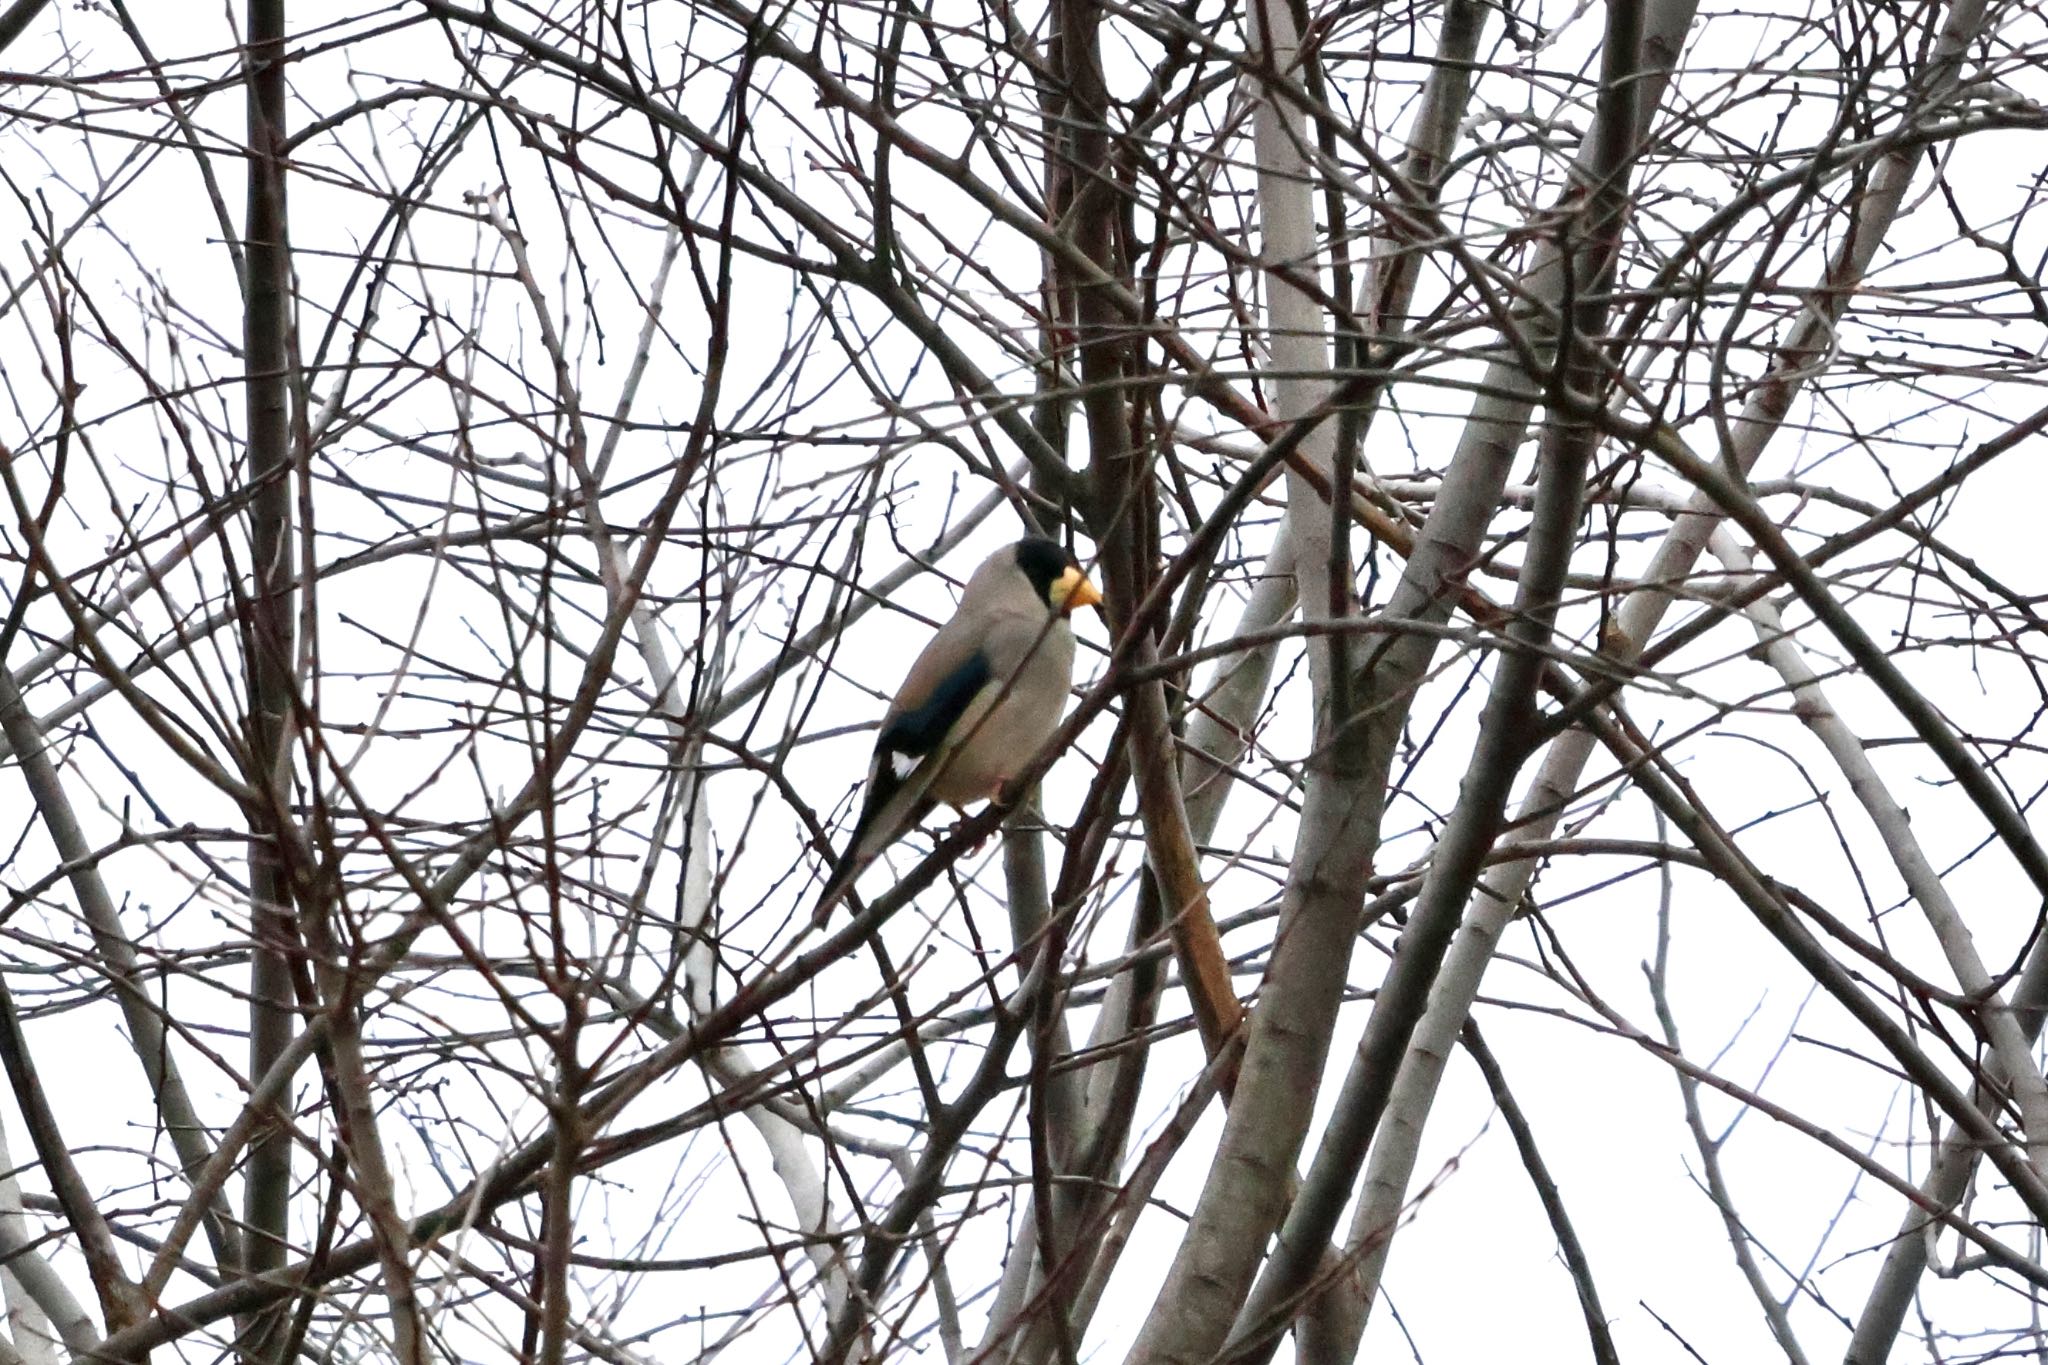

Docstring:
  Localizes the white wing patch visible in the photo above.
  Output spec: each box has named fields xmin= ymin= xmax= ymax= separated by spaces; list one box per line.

xmin=889 ymin=750 xmax=921 ymax=780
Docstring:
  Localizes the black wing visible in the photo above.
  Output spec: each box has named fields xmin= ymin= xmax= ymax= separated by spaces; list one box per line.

xmin=852 ymin=650 xmax=992 ymax=834
xmin=819 ymin=650 xmax=994 ymax=909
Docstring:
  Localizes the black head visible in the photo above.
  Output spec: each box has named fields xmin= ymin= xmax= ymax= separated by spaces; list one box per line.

xmin=1012 ymin=537 xmax=1104 ymax=616
xmin=1013 ymin=537 xmax=1074 ymax=606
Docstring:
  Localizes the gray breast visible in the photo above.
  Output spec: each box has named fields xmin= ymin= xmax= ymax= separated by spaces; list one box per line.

xmin=927 ymin=615 xmax=1075 ymax=805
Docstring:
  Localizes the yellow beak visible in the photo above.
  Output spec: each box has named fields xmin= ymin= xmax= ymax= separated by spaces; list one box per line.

xmin=1054 ymin=566 xmax=1103 ymax=613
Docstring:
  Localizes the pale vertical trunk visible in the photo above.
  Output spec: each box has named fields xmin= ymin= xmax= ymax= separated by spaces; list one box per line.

xmin=1250 ymin=0 xmax=1338 ymax=678
xmin=1181 ymin=0 xmax=1488 ymax=856
xmin=0 ymin=1117 xmax=57 ymax=1365
xmin=1118 ymin=1 xmax=1394 ymax=1356
xmin=0 ymin=1220 xmax=89 ymax=1362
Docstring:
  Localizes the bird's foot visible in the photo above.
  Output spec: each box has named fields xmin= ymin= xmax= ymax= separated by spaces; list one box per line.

xmin=946 ymin=812 xmax=995 ymax=855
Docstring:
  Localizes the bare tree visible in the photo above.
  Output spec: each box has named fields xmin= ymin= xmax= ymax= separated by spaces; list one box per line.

xmin=1 ymin=0 xmax=2047 ymax=1361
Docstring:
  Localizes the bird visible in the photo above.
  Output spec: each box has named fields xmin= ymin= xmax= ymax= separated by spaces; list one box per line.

xmin=813 ymin=537 xmax=1102 ymax=922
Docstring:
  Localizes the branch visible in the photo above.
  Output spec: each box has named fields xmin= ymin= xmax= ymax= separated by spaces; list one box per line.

xmin=1644 ymin=835 xmax=1812 ymax=1365
xmin=0 ymin=668 xmax=239 ymax=1272
xmin=1462 ymin=1021 xmax=1621 ymax=1365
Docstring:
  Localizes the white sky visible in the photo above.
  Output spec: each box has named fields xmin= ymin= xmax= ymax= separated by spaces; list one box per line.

xmin=1 ymin=0 xmax=2047 ymax=1362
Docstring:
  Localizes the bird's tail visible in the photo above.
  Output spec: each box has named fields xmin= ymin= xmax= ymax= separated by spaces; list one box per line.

xmin=810 ymin=838 xmax=865 ymax=925
xmin=810 ymin=785 xmax=934 ymax=926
